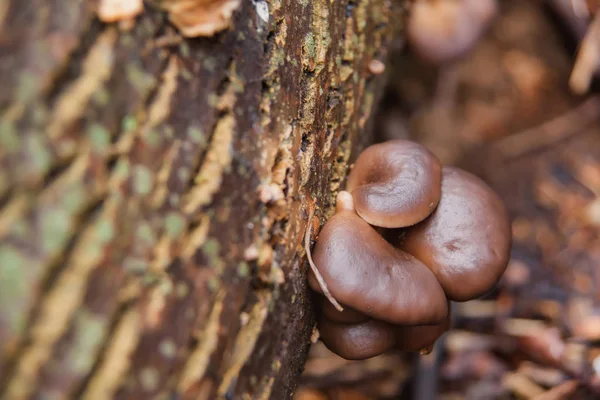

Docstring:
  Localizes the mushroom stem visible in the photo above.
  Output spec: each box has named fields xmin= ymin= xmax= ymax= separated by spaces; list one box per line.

xmin=305 ymin=201 xmax=344 ymax=312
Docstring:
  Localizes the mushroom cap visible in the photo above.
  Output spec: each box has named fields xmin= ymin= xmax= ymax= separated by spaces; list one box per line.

xmin=309 ymin=208 xmax=448 ymax=325
xmin=320 ymin=297 xmax=369 ymax=324
xmin=406 ymin=0 xmax=498 ymax=65
xmin=395 ymin=302 xmax=452 ymax=351
xmin=347 ymin=140 xmax=442 ymax=228
xmin=318 ymin=303 xmax=451 ymax=359
xmin=318 ymin=317 xmax=396 ymax=360
xmin=395 ymin=167 xmax=511 ymax=301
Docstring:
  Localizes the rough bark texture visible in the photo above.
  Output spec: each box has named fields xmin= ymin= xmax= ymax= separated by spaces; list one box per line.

xmin=0 ymin=0 xmax=398 ymax=399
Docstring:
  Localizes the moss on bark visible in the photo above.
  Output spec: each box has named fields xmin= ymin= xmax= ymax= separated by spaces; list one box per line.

xmin=0 ymin=0 xmax=400 ymax=398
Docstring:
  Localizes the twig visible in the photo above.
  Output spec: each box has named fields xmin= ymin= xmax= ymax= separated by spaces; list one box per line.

xmin=531 ymin=380 xmax=579 ymax=400
xmin=493 ymin=96 xmax=600 ymax=160
xmin=571 ymin=12 xmax=600 ymax=94
xmin=305 ymin=201 xmax=344 ymax=312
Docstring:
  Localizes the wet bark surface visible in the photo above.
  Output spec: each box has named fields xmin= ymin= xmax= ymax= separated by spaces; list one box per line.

xmin=0 ymin=1 xmax=398 ymax=398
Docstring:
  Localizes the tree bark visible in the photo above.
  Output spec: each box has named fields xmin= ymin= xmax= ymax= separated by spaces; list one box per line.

xmin=0 ymin=0 xmax=398 ymax=399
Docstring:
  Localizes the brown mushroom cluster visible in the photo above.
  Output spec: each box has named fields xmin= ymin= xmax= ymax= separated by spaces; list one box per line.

xmin=309 ymin=140 xmax=511 ymax=360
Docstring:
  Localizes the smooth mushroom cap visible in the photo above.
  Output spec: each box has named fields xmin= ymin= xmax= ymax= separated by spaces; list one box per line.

xmin=395 ymin=167 xmax=511 ymax=301
xmin=346 ymin=140 xmax=442 ymax=228
xmin=318 ymin=317 xmax=396 ymax=360
xmin=395 ymin=303 xmax=452 ymax=352
xmin=406 ymin=0 xmax=498 ymax=65
xmin=309 ymin=208 xmax=448 ymax=325
xmin=320 ymin=297 xmax=369 ymax=324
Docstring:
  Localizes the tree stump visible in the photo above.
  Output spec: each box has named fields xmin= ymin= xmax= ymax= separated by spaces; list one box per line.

xmin=0 ymin=0 xmax=398 ymax=398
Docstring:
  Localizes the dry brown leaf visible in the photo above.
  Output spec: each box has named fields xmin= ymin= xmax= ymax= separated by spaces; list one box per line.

xmin=98 ymin=0 xmax=144 ymax=22
xmin=154 ymin=0 xmax=242 ymax=37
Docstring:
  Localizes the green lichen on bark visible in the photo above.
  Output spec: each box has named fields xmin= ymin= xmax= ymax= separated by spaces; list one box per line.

xmin=0 ymin=0 xmax=399 ymax=398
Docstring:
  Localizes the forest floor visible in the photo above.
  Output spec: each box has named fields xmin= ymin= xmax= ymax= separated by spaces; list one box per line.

xmin=296 ymin=1 xmax=600 ymax=399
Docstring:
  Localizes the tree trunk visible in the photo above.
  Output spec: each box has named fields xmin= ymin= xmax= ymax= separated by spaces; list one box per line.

xmin=0 ymin=0 xmax=398 ymax=398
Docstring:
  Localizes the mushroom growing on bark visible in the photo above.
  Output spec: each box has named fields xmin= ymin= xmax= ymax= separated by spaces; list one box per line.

xmin=392 ymin=167 xmax=512 ymax=301
xmin=308 ymin=192 xmax=448 ymax=326
xmin=317 ymin=298 xmax=453 ymax=360
xmin=346 ymin=140 xmax=442 ymax=228
xmin=308 ymin=140 xmax=511 ymax=360
xmin=406 ymin=0 xmax=498 ymax=65
xmin=317 ymin=318 xmax=397 ymax=360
